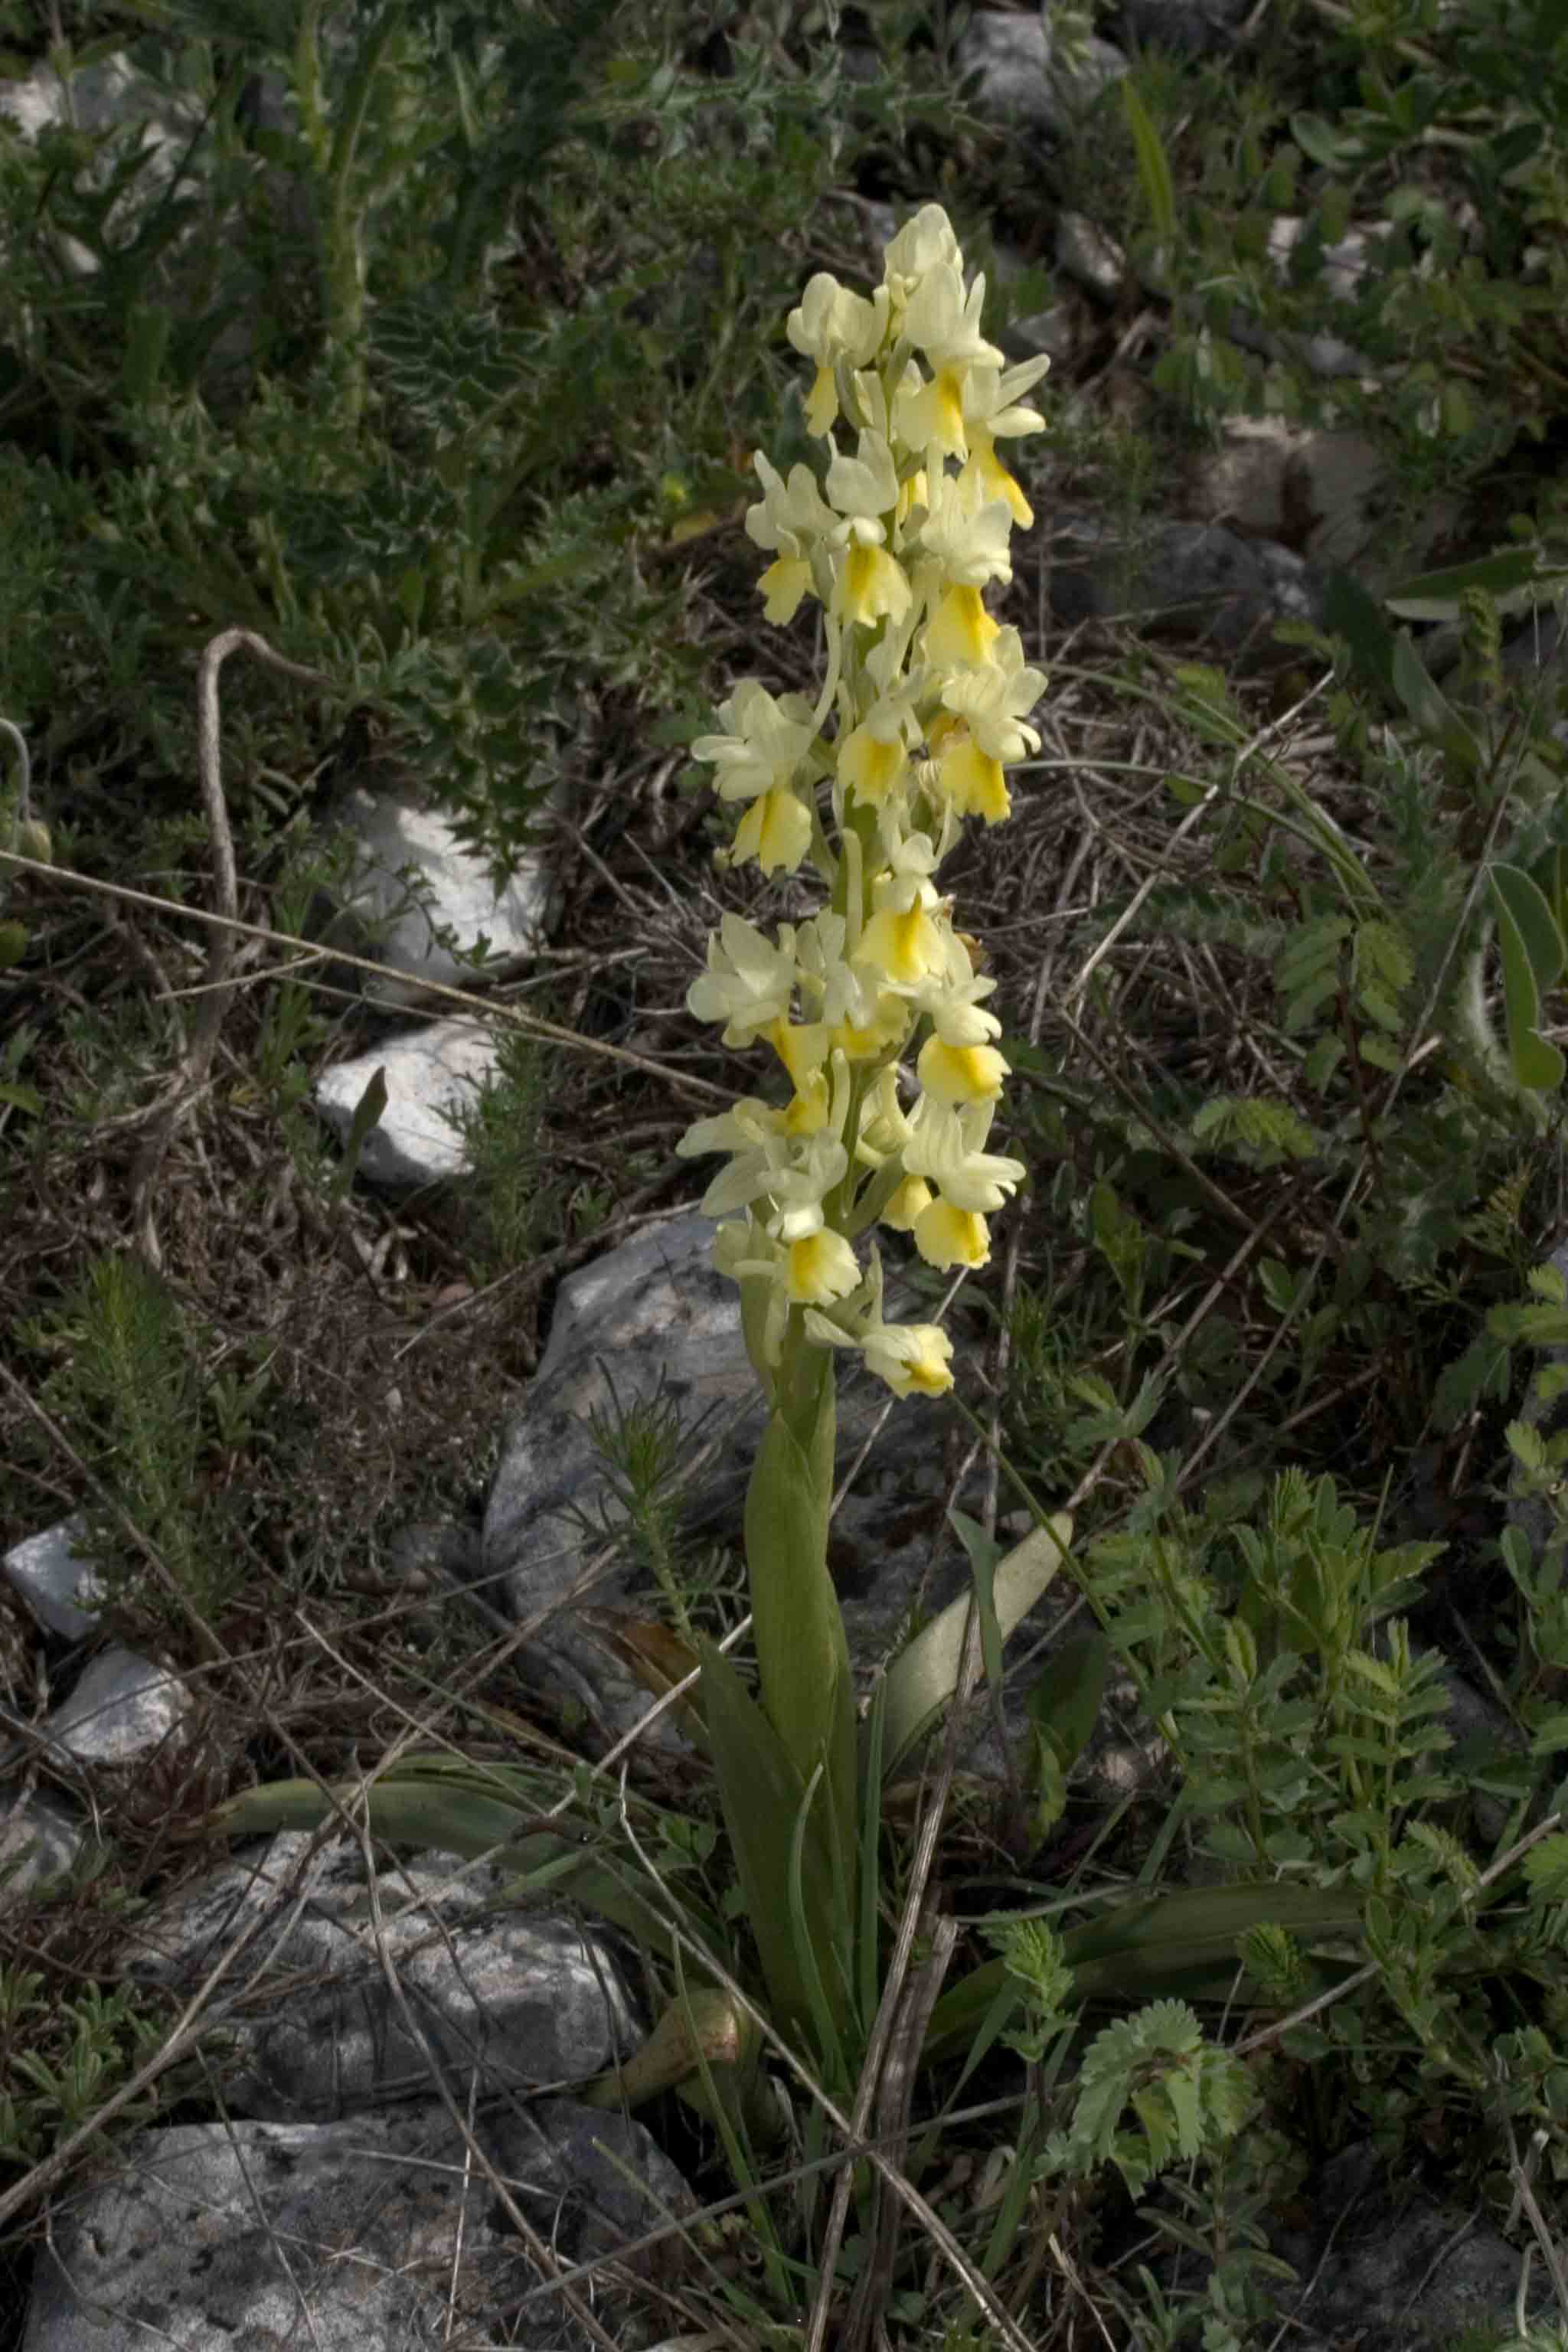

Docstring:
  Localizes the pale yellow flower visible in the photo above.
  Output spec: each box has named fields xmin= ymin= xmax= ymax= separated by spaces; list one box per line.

xmin=688 ymin=913 xmax=800 ymax=1043
xmin=785 ymin=1228 xmax=861 ymax=1306
xmin=733 ymin=786 xmax=812 ymax=875
xmin=746 ymin=454 xmax=835 ymax=621
xmin=903 ymin=1097 xmax=1027 ymax=1210
xmin=787 ymin=275 xmax=887 ymax=436
xmin=917 ymin=1035 xmax=1010 ymax=1106
xmin=880 ymin=1173 xmax=934 ymax=1230
xmin=922 ymin=584 xmax=1002 ymax=669
xmin=957 ymin=358 xmax=1052 ymax=526
xmin=913 ymin=1197 xmax=992 ymax=1270
xmin=863 ymin=1320 xmax=954 ymax=1397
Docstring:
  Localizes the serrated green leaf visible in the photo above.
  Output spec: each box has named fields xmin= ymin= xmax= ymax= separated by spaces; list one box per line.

xmin=1523 ymin=1833 xmax=1568 ymax=1898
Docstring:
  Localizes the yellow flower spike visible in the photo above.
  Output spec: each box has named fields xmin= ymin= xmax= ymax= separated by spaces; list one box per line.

xmin=914 ymin=1198 xmax=991 ymax=1270
xmin=917 ymin=1034 xmax=1010 ymax=1105
xmin=786 ymin=1227 xmax=861 ymax=1306
xmin=734 ymin=787 xmax=813 ymax=875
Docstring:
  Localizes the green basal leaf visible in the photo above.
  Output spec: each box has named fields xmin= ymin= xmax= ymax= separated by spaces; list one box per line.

xmin=1382 ymin=547 xmax=1557 ymax=622
xmin=1027 ymin=1634 xmax=1109 ymax=1773
xmin=880 ymin=1515 xmax=1073 ymax=1777
xmin=923 ymin=1882 xmax=1365 ymax=2063
xmin=200 ymin=1759 xmax=681 ymax=1956
xmin=701 ymin=1638 xmax=845 ymax=2045
xmin=1390 ymin=636 xmax=1480 ymax=776
xmin=1489 ymin=865 xmax=1566 ymax=1093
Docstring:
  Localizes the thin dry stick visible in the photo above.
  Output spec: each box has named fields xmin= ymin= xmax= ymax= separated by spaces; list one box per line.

xmin=129 ymin=630 xmax=335 ymax=1264
xmin=0 ymin=846 xmax=730 ymax=1105
xmin=803 ymin=1443 xmax=1061 ymax=2352
xmin=840 ymin=1913 xmax=959 ymax=2352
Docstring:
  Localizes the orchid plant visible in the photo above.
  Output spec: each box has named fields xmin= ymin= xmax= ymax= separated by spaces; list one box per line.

xmin=200 ymin=211 xmax=1380 ymax=2200
xmin=673 ymin=205 xmax=1050 ymax=2062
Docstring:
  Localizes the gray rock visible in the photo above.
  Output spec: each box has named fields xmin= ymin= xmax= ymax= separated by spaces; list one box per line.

xmin=1055 ymin=209 xmax=1128 ymax=302
xmin=0 ymin=51 xmax=310 ymax=402
xmin=312 ymin=1014 xmax=501 ymax=1187
xmin=22 ymin=2098 xmax=690 ymax=2352
xmin=956 ymin=9 xmax=1129 ymax=139
xmin=123 ymin=1831 xmax=639 ymax=2118
xmin=2 ymin=1514 xmax=103 ymax=1639
xmin=1191 ymin=417 xmax=1391 ymax=570
xmin=1046 ymin=511 xmax=1293 ymax=652
xmin=1250 ymin=538 xmax=1329 ymax=632
xmin=1107 ymin=0 xmax=1255 ymax=57
xmin=320 ymin=774 xmax=554 ymax=1011
xmin=0 ymin=54 xmax=207 ymax=281
xmin=1269 ymin=2143 xmax=1554 ymax=2350
xmin=0 ymin=1788 xmax=90 ymax=1897
xmin=32 ymin=1645 xmax=189 ymax=1767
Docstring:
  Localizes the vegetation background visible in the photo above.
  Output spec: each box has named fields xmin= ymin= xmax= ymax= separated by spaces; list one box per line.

xmin=3 ymin=0 xmax=1568 ymax=2346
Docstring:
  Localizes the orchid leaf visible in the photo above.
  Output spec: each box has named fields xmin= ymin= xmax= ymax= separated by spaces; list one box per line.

xmin=701 ymin=1637 xmax=844 ymax=2044
xmin=1383 ymin=547 xmax=1555 ymax=621
xmin=1027 ymin=1633 xmax=1109 ymax=1771
xmin=923 ymin=1881 xmax=1365 ymax=2063
xmin=1489 ymin=863 xmax=1566 ymax=1092
xmin=198 ymin=1759 xmax=685 ymax=1955
xmin=879 ymin=1515 xmax=1072 ymax=1777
